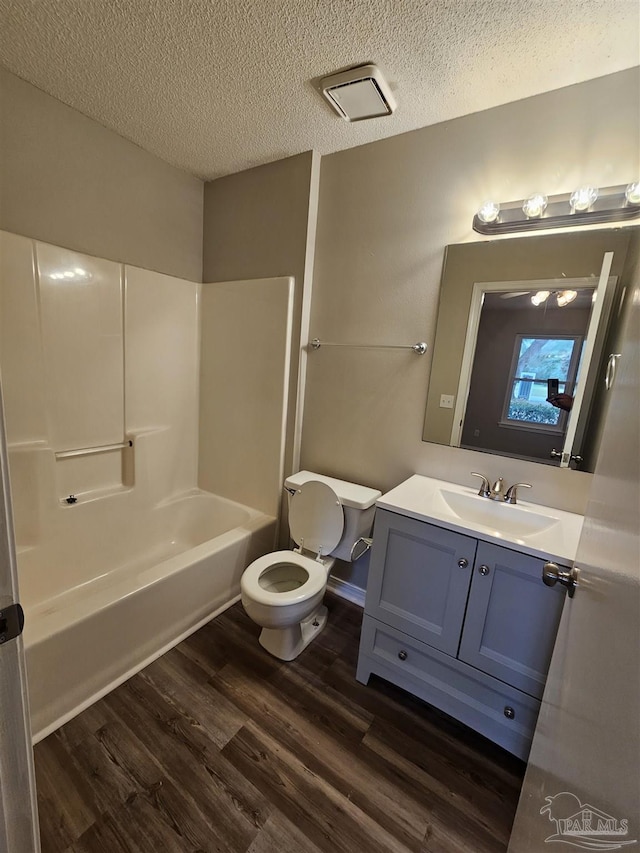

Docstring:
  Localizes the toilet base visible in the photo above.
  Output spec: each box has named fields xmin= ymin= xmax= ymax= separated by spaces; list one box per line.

xmin=258 ymin=604 xmax=328 ymax=661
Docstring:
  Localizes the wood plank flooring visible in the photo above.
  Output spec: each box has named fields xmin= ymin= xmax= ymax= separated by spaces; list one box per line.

xmin=34 ymin=593 xmax=525 ymax=853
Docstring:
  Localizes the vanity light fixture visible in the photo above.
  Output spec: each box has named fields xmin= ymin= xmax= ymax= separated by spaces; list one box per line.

xmin=569 ymin=186 xmax=598 ymax=212
xmin=473 ymin=182 xmax=640 ymax=234
xmin=522 ymin=193 xmax=548 ymax=218
xmin=626 ymin=181 xmax=640 ymax=205
xmin=477 ymin=200 xmax=500 ymax=224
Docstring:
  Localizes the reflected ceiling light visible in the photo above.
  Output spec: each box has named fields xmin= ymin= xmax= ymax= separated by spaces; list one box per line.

xmin=473 ymin=183 xmax=640 ymax=234
xmin=531 ymin=290 xmax=550 ymax=306
xmin=570 ymin=186 xmax=599 ymax=212
xmin=556 ymin=290 xmax=578 ymax=307
xmin=49 ymin=268 xmax=91 ymax=281
xmin=522 ymin=193 xmax=548 ymax=218
xmin=530 ymin=290 xmax=579 ymax=308
xmin=625 ymin=181 xmax=640 ymax=205
xmin=477 ymin=200 xmax=500 ymax=224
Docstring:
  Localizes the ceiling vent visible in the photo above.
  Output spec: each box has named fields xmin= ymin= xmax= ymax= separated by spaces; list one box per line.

xmin=320 ymin=64 xmax=396 ymax=121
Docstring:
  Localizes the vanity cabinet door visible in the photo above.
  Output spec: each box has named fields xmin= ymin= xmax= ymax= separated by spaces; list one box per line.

xmin=458 ymin=542 xmax=566 ymax=699
xmin=365 ymin=510 xmax=476 ymax=656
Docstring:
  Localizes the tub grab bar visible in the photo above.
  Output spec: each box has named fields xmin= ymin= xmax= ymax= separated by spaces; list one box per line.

xmin=55 ymin=440 xmax=133 ymax=460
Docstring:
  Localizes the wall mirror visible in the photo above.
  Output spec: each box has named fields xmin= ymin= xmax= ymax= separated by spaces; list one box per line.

xmin=423 ymin=227 xmax=638 ymax=472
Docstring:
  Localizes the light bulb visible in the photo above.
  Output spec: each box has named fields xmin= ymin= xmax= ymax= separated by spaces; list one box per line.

xmin=625 ymin=182 xmax=640 ymax=205
xmin=477 ymin=200 xmax=500 ymax=224
xmin=557 ymin=290 xmax=578 ymax=307
xmin=522 ymin=193 xmax=548 ymax=218
xmin=570 ymin=186 xmax=598 ymax=212
xmin=531 ymin=290 xmax=550 ymax=306
xmin=73 ymin=267 xmax=87 ymax=276
xmin=63 ymin=271 xmax=75 ymax=278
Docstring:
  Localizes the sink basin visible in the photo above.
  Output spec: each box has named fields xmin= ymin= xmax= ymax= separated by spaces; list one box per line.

xmin=376 ymin=474 xmax=584 ymax=563
xmin=437 ymin=489 xmax=560 ymax=538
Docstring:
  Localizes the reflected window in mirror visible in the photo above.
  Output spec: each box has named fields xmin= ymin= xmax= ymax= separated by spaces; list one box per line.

xmin=504 ymin=335 xmax=579 ymax=428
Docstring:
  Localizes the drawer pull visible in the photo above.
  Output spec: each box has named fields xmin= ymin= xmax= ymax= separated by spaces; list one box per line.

xmin=398 ymin=650 xmax=408 ymax=661
xmin=457 ymin=557 xmax=469 ymax=568
xmin=504 ymin=706 xmax=515 ymax=719
xmin=479 ymin=564 xmax=490 ymax=576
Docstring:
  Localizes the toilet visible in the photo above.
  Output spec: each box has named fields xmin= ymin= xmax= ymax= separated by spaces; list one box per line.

xmin=241 ymin=471 xmax=381 ymax=660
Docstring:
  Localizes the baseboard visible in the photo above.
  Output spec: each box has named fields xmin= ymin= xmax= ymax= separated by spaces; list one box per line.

xmin=327 ymin=576 xmax=365 ymax=608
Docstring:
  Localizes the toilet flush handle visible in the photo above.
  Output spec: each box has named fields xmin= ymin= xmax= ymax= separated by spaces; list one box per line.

xmin=350 ymin=537 xmax=373 ymax=561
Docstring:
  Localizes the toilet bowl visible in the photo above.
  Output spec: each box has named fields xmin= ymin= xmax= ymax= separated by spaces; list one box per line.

xmin=241 ymin=472 xmax=380 ymax=661
xmin=241 ymin=549 xmax=335 ymax=660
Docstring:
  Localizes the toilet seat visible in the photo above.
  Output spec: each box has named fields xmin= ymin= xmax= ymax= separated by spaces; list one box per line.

xmin=289 ymin=480 xmax=344 ymax=557
xmin=241 ymin=550 xmax=328 ymax=607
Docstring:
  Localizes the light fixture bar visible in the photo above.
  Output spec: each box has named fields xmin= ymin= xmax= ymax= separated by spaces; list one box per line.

xmin=473 ymin=184 xmax=640 ymax=235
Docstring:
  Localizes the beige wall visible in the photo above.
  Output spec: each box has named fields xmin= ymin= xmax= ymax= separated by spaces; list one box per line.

xmin=203 ymin=152 xmax=320 ymax=523
xmin=0 ymin=67 xmax=203 ymax=282
xmin=301 ymin=69 xmax=640 ymax=584
xmin=199 ymin=277 xmax=294 ymax=517
xmin=202 ymin=152 xmax=316 ymax=285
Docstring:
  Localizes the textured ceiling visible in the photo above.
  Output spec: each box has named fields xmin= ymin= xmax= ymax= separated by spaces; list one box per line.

xmin=0 ymin=0 xmax=638 ymax=180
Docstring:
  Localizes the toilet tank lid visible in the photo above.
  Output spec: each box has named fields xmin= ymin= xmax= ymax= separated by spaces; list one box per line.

xmin=285 ymin=471 xmax=381 ymax=510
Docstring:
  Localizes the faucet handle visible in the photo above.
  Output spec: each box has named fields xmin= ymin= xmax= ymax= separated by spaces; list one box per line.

xmin=504 ymin=483 xmax=532 ymax=504
xmin=470 ymin=472 xmax=491 ymax=498
xmin=491 ymin=477 xmax=506 ymax=500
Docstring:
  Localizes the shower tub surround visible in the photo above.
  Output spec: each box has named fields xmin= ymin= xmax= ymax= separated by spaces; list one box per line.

xmin=0 ymin=231 xmax=287 ymax=740
xmin=22 ymin=484 xmax=274 ymax=741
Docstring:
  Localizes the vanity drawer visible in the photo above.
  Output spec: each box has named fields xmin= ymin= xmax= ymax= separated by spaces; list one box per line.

xmin=358 ymin=614 xmax=541 ymax=759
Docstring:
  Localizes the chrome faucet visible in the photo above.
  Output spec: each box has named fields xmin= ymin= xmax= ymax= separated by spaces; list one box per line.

xmin=471 ymin=473 xmax=505 ymax=500
xmin=490 ymin=477 xmax=506 ymax=501
xmin=471 ymin=472 xmax=491 ymax=497
xmin=471 ymin=473 xmax=531 ymax=504
xmin=504 ymin=482 xmax=532 ymax=504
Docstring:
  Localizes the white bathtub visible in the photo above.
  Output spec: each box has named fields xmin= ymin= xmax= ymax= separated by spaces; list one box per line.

xmin=20 ymin=489 xmax=276 ymax=742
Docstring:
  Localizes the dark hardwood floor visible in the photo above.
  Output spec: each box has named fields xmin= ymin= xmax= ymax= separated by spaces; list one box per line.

xmin=34 ymin=593 xmax=525 ymax=853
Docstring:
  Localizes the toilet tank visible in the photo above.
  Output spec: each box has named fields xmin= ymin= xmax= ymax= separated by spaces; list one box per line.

xmin=284 ymin=471 xmax=381 ymax=562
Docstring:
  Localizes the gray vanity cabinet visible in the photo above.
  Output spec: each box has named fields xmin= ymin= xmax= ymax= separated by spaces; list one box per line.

xmin=458 ymin=541 xmax=565 ymax=699
xmin=357 ymin=508 xmax=569 ymax=759
xmin=364 ymin=510 xmax=477 ymax=655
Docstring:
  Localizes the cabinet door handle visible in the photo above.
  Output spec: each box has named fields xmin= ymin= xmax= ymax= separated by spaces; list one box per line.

xmin=457 ymin=557 xmax=469 ymax=568
xmin=398 ymin=650 xmax=408 ymax=661
xmin=504 ymin=706 xmax=515 ymax=719
xmin=478 ymin=564 xmax=490 ymax=576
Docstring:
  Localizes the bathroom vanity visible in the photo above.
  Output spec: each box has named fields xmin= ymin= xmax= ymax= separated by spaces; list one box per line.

xmin=356 ymin=475 xmax=584 ymax=759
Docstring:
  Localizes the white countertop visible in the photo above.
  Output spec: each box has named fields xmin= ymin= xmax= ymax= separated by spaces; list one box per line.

xmin=377 ymin=475 xmax=584 ymax=565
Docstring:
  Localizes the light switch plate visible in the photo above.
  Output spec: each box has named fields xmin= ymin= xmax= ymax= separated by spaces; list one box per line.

xmin=440 ymin=394 xmax=455 ymax=409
